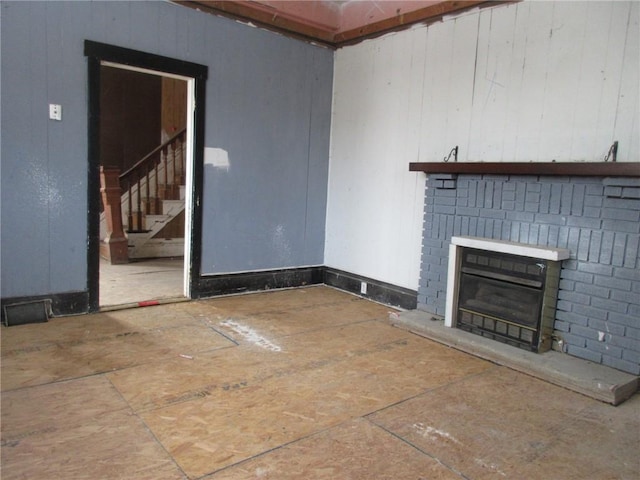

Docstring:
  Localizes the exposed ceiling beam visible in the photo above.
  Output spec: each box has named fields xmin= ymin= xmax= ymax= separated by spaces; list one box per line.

xmin=175 ymin=1 xmax=499 ymax=48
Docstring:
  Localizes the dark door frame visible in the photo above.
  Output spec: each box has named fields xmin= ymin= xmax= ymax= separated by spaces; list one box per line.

xmin=85 ymin=40 xmax=207 ymax=312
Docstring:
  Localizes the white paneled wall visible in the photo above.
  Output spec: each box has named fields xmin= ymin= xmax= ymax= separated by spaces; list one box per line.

xmin=326 ymin=0 xmax=639 ymax=291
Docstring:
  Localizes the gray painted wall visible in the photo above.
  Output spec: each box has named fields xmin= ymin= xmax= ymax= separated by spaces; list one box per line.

xmin=1 ymin=1 xmax=333 ymax=298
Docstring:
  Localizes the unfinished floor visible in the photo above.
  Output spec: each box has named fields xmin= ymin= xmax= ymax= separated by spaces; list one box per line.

xmin=1 ymin=286 xmax=638 ymax=479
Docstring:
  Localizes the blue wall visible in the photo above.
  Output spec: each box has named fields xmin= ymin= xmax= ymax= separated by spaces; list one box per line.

xmin=0 ymin=1 xmax=333 ymax=298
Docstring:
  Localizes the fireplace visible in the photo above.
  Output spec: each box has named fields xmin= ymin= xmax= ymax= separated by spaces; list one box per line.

xmin=445 ymin=236 xmax=570 ymax=353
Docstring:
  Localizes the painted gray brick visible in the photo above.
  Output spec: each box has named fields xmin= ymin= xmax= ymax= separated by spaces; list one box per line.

xmin=556 ymin=299 xmax=573 ymax=312
xmin=588 ymin=319 xmax=626 ymax=337
xmin=548 ymin=225 xmax=560 ymax=246
xmin=429 ymin=174 xmax=458 ymax=181
xmin=602 ymin=177 xmax=640 ymax=187
xmin=506 ymin=211 xmax=535 ymax=222
xmin=422 ymin=238 xmax=444 ymax=249
xmin=624 ymin=235 xmax=639 ymax=268
xmin=525 ymin=202 xmax=540 ymax=213
xmin=570 ymin=324 xmax=600 ymax=340
xmin=558 ymin=226 xmax=570 ymax=249
xmin=560 ymin=269 xmax=593 ymax=284
xmin=577 ymin=230 xmax=590 ymax=261
xmin=603 ymin=197 xmax=640 ymax=210
xmin=621 ymin=187 xmax=640 ymax=199
xmin=539 ymin=183 xmax=551 ymax=214
xmin=588 ymin=231 xmax=603 ymax=262
xmin=571 ymin=184 xmax=586 ymax=215
xmin=608 ymin=311 xmax=639 ymax=328
xmin=567 ymin=228 xmax=581 ymax=256
xmin=599 ymin=231 xmax=615 ymax=264
xmin=479 ymin=208 xmax=507 ymax=220
xmin=586 ymin=184 xmax=604 ymax=195
xmin=582 ymin=206 xmax=602 ymax=218
xmin=578 ymin=262 xmax=613 ymax=276
xmin=584 ymin=194 xmax=603 ymax=207
xmin=558 ymin=290 xmax=591 ymax=305
xmin=622 ymin=348 xmax=640 ymax=365
xmin=602 ymin=207 xmax=640 ymax=222
xmin=567 ymin=344 xmax=602 ymax=363
xmin=555 ymin=309 xmax=588 ymax=326
xmin=535 ymin=213 xmax=566 ymax=225
xmin=602 ymin=219 xmax=640 ymax=234
xmin=456 ymin=207 xmax=480 ymax=216
xmin=586 ymin=339 xmax=623 ymax=358
xmin=594 ymin=274 xmax=632 ymax=291
xmin=502 ymin=190 xmax=516 ymax=201
xmin=615 ymin=267 xmax=640 ymax=282
xmin=435 ymin=196 xmax=457 ymax=206
xmin=572 ymin=304 xmax=608 ymax=321
xmin=559 ymin=332 xmax=587 ymax=348
xmin=611 ymin=289 xmax=639 ymax=305
xmin=419 ymin=173 xmax=638 ymax=375
xmin=607 ymin=334 xmax=640 ymax=352
xmin=575 ymin=282 xmax=610 ymax=299
xmin=567 ymin=216 xmax=601 ymax=229
xmin=549 ymin=184 xmax=563 ymax=214
xmin=601 ymin=355 xmax=639 ymax=375
xmin=560 ymin=184 xmax=573 ymax=215
xmin=434 ymin=205 xmax=456 ymax=215
xmin=626 ymin=326 xmax=640 ymax=340
xmin=591 ymin=297 xmax=628 ymax=314
xmin=611 ymin=232 xmax=627 ymax=267
xmin=604 ymin=186 xmax=623 ymax=197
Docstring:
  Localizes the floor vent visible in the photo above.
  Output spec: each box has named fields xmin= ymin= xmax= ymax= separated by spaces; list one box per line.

xmin=3 ymin=300 xmax=50 ymax=327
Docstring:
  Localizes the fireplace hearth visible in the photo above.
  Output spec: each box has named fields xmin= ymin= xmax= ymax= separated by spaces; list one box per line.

xmin=446 ymin=236 xmax=570 ymax=353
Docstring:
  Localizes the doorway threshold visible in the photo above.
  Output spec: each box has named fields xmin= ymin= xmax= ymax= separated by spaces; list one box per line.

xmin=100 ymin=296 xmax=190 ymax=313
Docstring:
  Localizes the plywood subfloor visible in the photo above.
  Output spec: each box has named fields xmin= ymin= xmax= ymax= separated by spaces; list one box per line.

xmin=2 ymin=286 xmax=638 ymax=479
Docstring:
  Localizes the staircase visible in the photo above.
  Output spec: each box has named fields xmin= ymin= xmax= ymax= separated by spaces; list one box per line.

xmin=100 ymin=128 xmax=187 ymax=263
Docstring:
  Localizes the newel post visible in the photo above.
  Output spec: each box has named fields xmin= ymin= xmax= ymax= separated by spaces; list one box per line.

xmin=99 ymin=166 xmax=128 ymax=264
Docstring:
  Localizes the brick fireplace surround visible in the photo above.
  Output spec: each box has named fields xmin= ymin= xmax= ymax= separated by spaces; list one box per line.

xmin=417 ymin=173 xmax=639 ymax=376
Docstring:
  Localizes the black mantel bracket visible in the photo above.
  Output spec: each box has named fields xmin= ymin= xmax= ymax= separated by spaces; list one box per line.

xmin=409 ymin=162 xmax=640 ymax=177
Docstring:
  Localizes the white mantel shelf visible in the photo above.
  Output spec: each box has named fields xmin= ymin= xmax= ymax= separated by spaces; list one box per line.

xmin=451 ymin=236 xmax=571 ymax=261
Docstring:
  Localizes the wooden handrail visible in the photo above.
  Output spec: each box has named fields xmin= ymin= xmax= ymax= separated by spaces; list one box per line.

xmin=119 ymin=127 xmax=187 ymax=181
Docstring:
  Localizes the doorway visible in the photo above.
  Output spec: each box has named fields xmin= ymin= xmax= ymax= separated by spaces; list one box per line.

xmin=85 ymin=41 xmax=208 ymax=312
xmin=98 ymin=64 xmax=189 ymax=308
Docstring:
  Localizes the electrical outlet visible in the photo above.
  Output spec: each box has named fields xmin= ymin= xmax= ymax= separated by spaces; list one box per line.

xmin=49 ymin=104 xmax=62 ymax=121
xmin=360 ymin=281 xmax=367 ymax=295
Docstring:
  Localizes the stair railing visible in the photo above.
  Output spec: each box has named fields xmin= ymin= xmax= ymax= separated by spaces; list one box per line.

xmin=119 ymin=127 xmax=187 ymax=232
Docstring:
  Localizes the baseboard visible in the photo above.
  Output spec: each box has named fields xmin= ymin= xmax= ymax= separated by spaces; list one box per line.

xmin=1 ymin=291 xmax=89 ymax=323
xmin=1 ymin=267 xmax=416 ymax=320
xmin=323 ymin=267 xmax=417 ymax=310
xmin=192 ymin=266 xmax=325 ymax=299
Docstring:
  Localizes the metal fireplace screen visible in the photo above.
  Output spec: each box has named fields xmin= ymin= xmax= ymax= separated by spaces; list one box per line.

xmin=456 ymin=248 xmax=559 ymax=352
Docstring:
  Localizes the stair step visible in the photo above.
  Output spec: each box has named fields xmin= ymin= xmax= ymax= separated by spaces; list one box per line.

xmin=128 ymin=238 xmax=185 ymax=259
xmin=162 ymin=199 xmax=185 ymax=215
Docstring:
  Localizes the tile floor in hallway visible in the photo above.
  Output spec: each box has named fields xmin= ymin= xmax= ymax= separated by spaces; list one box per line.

xmin=1 ymin=286 xmax=638 ymax=479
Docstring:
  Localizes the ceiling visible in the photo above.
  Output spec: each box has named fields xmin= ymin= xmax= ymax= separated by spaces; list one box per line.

xmin=176 ymin=1 xmax=495 ymax=47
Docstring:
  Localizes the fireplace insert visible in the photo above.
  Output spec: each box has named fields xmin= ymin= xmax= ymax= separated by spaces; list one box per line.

xmin=455 ymin=248 xmax=560 ymax=352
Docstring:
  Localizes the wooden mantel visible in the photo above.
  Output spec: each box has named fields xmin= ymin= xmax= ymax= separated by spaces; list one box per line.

xmin=409 ymin=162 xmax=640 ymax=177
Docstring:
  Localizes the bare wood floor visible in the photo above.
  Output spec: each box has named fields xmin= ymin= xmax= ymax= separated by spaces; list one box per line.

xmin=1 ymin=286 xmax=638 ymax=479
xmin=100 ymin=257 xmax=184 ymax=308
